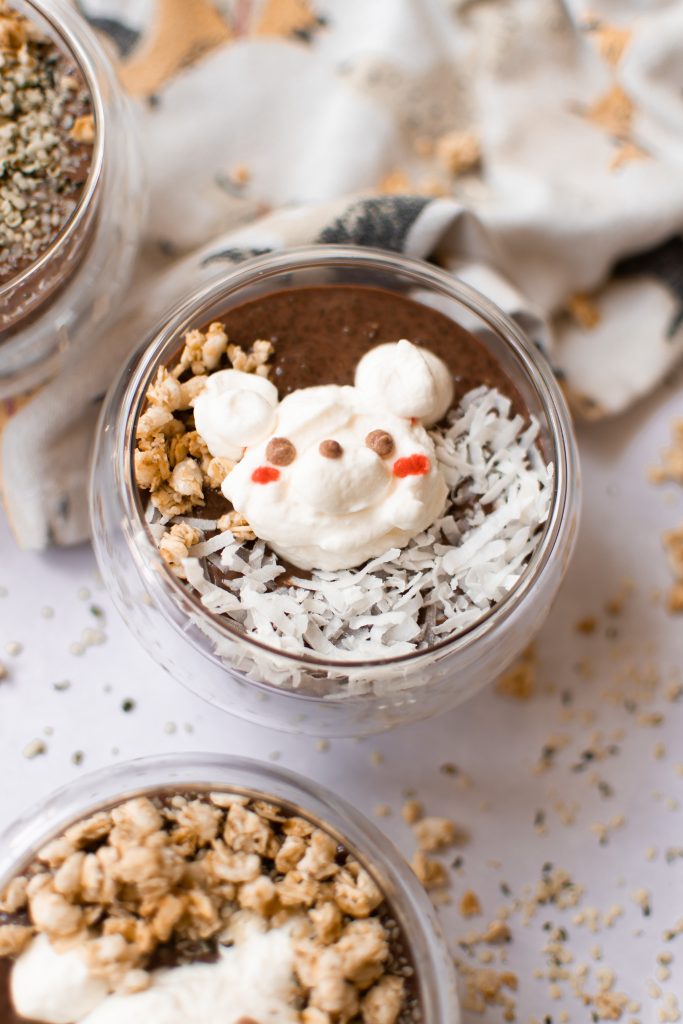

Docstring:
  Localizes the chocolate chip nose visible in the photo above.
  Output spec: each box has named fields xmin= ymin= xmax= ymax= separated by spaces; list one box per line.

xmin=319 ymin=439 xmax=343 ymax=459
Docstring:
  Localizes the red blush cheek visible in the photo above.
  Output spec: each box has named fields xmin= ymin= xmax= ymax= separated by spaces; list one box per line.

xmin=251 ymin=466 xmax=280 ymax=484
xmin=393 ymin=454 xmax=431 ymax=478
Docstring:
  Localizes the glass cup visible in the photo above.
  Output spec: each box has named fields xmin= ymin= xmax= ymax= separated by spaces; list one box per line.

xmin=0 ymin=753 xmax=460 ymax=1023
xmin=0 ymin=0 xmax=146 ymax=398
xmin=90 ymin=245 xmax=581 ymax=736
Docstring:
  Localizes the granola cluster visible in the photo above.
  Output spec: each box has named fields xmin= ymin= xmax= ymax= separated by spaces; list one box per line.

xmin=0 ymin=791 xmax=418 ymax=1024
xmin=134 ymin=321 xmax=272 ymax=531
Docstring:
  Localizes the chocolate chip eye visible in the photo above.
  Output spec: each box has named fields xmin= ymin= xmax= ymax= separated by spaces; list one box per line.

xmin=266 ymin=437 xmax=296 ymax=466
xmin=365 ymin=430 xmax=394 ymax=458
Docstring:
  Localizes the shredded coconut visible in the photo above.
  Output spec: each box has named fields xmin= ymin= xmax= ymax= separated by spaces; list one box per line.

xmin=152 ymin=387 xmax=552 ymax=663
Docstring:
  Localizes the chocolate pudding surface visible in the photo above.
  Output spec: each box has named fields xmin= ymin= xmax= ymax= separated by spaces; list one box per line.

xmin=196 ymin=283 xmax=522 ymax=405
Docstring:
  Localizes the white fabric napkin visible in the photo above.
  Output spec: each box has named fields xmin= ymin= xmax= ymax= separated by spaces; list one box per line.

xmin=3 ymin=0 xmax=683 ymax=548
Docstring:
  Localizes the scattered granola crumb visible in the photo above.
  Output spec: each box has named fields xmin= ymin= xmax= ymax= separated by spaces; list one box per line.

xmin=23 ymin=739 xmax=46 ymax=759
xmin=435 ymin=129 xmax=481 ymax=176
xmin=374 ymin=803 xmax=391 ymax=818
xmin=459 ymin=890 xmax=482 ymax=918
xmin=413 ymin=816 xmax=459 ymax=852
xmin=0 ymin=661 xmax=8 ymax=682
xmin=315 ymin=739 xmax=329 ymax=753
xmin=401 ymin=800 xmax=423 ymax=825
xmin=496 ymin=645 xmax=536 ymax=700
xmin=5 ymin=641 xmax=22 ymax=656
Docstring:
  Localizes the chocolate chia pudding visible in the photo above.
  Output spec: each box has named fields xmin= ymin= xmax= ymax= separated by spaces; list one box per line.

xmin=0 ymin=1 xmax=96 ymax=333
xmin=133 ymin=283 xmax=553 ymax=661
xmin=0 ymin=789 xmax=421 ymax=1024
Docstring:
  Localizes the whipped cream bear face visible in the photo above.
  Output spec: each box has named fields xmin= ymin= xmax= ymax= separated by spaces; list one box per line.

xmin=193 ymin=340 xmax=454 ymax=571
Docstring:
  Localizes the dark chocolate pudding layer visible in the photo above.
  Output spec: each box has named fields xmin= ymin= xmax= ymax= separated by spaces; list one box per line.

xmin=202 ymin=283 xmax=520 ymax=403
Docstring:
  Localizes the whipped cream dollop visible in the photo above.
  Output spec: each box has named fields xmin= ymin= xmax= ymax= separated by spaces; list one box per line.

xmin=11 ymin=934 xmax=108 ymax=1023
xmin=193 ymin=369 xmax=279 ymax=460
xmin=354 ymin=339 xmax=453 ymax=426
xmin=11 ymin=922 xmax=299 ymax=1024
xmin=223 ymin=382 xmax=448 ymax=571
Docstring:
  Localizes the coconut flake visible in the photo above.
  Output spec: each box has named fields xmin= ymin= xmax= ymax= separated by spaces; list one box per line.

xmin=148 ymin=387 xmax=553 ymax=664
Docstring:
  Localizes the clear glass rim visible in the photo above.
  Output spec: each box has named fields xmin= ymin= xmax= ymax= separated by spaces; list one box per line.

xmin=114 ymin=244 xmax=579 ymax=672
xmin=0 ymin=0 xmax=106 ymax=307
xmin=0 ymin=753 xmax=458 ymax=1022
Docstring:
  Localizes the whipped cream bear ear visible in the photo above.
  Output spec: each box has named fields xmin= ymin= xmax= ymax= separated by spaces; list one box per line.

xmin=193 ymin=369 xmax=279 ymax=461
xmin=354 ymin=339 xmax=453 ymax=427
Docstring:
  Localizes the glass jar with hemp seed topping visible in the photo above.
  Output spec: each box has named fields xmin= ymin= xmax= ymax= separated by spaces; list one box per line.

xmin=0 ymin=754 xmax=460 ymax=1024
xmin=0 ymin=0 xmax=145 ymax=398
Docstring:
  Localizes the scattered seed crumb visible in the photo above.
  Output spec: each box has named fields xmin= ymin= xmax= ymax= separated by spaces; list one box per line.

xmin=459 ymin=890 xmax=482 ymax=918
xmin=0 ymin=661 xmax=8 ymax=682
xmin=164 ymin=721 xmax=177 ymax=735
xmin=52 ymin=680 xmax=70 ymax=692
xmin=315 ymin=739 xmax=329 ymax=753
xmin=121 ymin=699 xmax=136 ymax=713
xmin=576 ymin=615 xmax=598 ymax=634
xmin=496 ymin=645 xmax=536 ymax=700
xmin=69 ymin=642 xmax=85 ymax=656
xmin=40 ymin=606 xmax=54 ymax=619
xmin=631 ymin=888 xmax=652 ymax=916
xmin=5 ymin=641 xmax=22 ymax=656
xmin=71 ymin=750 xmax=84 ymax=766
xmin=402 ymin=799 xmax=423 ymax=825
xmin=653 ymin=742 xmax=667 ymax=761
xmin=77 ymin=587 xmax=91 ymax=600
xmin=371 ymin=750 xmax=384 ymax=766
xmin=23 ymin=739 xmax=46 ymax=759
xmin=374 ymin=803 xmax=391 ymax=818
xmin=269 ymin=750 xmax=281 ymax=761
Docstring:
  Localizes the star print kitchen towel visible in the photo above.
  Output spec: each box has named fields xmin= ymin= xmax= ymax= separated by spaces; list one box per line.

xmin=3 ymin=0 xmax=683 ymax=548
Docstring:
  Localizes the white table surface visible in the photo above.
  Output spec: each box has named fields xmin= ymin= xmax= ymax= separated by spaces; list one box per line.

xmin=1 ymin=369 xmax=682 ymax=1023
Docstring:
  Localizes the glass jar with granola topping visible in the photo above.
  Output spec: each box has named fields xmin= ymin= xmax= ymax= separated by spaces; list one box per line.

xmin=0 ymin=754 xmax=459 ymax=1023
xmin=90 ymin=246 xmax=581 ymax=736
xmin=0 ymin=0 xmax=145 ymax=397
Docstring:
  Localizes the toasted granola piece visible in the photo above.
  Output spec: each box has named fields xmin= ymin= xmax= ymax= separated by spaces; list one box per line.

xmin=413 ymin=816 xmax=459 ymax=852
xmin=134 ymin=441 xmax=171 ymax=491
xmin=216 ymin=510 xmax=256 ymax=541
xmin=333 ymin=863 xmax=383 ymax=919
xmin=334 ymin=918 xmax=389 ymax=988
xmin=0 ymin=924 xmax=34 ymax=957
xmin=297 ymin=829 xmax=339 ymax=881
xmin=202 ymin=322 xmax=229 ymax=370
xmin=411 ymin=851 xmax=448 ymax=891
xmin=159 ymin=523 xmax=203 ymax=578
xmin=151 ymin=483 xmax=198 ymax=518
xmin=361 ymin=975 xmax=405 ymax=1024
xmin=170 ymin=458 xmax=204 ymax=501
xmin=307 ymin=899 xmax=342 ymax=945
xmin=0 ymin=875 xmax=28 ymax=914
xmin=29 ymin=888 xmax=83 ymax=937
xmin=147 ymin=366 xmax=184 ymax=411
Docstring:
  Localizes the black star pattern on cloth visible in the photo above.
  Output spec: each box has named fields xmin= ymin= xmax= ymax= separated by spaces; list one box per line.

xmin=201 ymin=246 xmax=273 ymax=268
xmin=614 ymin=235 xmax=683 ymax=339
xmin=317 ymin=196 xmax=431 ymax=252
